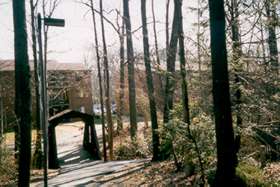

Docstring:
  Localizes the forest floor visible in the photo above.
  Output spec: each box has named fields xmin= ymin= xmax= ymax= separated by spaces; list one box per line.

xmin=3 ymin=120 xmax=279 ymax=186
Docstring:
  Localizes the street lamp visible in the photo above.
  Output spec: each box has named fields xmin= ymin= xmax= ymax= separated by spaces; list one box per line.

xmin=37 ymin=13 xmax=65 ymax=187
xmin=44 ymin=17 xmax=65 ymax=27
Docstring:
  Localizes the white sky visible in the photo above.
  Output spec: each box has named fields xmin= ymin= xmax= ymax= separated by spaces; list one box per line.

xmin=0 ymin=0 xmax=198 ymax=63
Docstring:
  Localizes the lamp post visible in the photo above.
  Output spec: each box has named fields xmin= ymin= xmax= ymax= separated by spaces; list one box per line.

xmin=37 ymin=13 xmax=65 ymax=187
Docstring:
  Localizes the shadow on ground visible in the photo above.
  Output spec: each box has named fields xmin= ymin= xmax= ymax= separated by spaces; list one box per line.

xmin=58 ymin=145 xmax=93 ymax=166
xmin=31 ymin=123 xmax=149 ymax=187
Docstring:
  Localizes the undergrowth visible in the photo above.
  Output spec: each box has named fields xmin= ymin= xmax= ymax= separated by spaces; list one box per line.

xmin=0 ymin=138 xmax=17 ymax=185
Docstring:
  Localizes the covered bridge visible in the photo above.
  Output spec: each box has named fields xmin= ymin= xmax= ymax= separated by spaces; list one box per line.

xmin=48 ymin=109 xmax=101 ymax=169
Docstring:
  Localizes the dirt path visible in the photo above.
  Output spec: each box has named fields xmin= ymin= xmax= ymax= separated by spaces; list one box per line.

xmin=31 ymin=121 xmax=149 ymax=186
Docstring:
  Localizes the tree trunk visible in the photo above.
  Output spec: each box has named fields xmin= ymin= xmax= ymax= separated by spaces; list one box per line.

xmin=117 ymin=17 xmax=125 ymax=133
xmin=208 ymin=0 xmax=237 ymax=185
xmin=177 ymin=0 xmax=190 ymax=126
xmin=177 ymin=0 xmax=205 ymax=182
xmin=265 ymin=0 xmax=279 ymax=75
xmin=30 ymin=0 xmax=43 ymax=169
xmin=151 ymin=0 xmax=164 ymax=107
xmin=197 ymin=0 xmax=202 ymax=78
xmin=0 ymin=92 xmax=3 ymax=138
xmin=0 ymin=94 xmax=3 ymax=170
xmin=12 ymin=0 xmax=32 ymax=185
xmin=163 ymin=0 xmax=179 ymax=123
xmin=99 ymin=0 xmax=114 ymax=160
xmin=123 ymin=0 xmax=137 ymax=139
xmin=260 ymin=16 xmax=267 ymax=72
xmin=230 ymin=0 xmax=242 ymax=128
xmin=151 ymin=0 xmax=161 ymax=68
xmin=141 ymin=0 xmax=160 ymax=161
xmin=89 ymin=0 xmax=107 ymax=162
xmin=166 ymin=0 xmax=170 ymax=52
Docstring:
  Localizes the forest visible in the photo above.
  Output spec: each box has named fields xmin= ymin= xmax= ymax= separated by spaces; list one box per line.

xmin=0 ymin=0 xmax=280 ymax=186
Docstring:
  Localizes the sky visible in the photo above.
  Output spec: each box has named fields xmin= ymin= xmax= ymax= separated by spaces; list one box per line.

xmin=0 ymin=0 xmax=198 ymax=63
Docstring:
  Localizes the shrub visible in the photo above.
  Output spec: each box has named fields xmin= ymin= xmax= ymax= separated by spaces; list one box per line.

xmin=236 ymin=162 xmax=269 ymax=186
xmin=114 ymin=139 xmax=148 ymax=160
xmin=159 ymin=103 xmax=216 ymax=173
xmin=0 ymin=139 xmax=17 ymax=185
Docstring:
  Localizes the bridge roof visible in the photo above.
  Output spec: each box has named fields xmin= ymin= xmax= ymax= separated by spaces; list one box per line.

xmin=49 ymin=109 xmax=93 ymax=127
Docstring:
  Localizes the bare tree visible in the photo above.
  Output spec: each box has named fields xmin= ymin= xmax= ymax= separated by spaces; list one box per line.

xmin=265 ymin=0 xmax=279 ymax=75
xmin=88 ymin=0 xmax=107 ymax=161
xmin=177 ymin=0 xmax=205 ymax=182
xmin=0 ymin=84 xmax=3 ymax=139
xmin=12 ymin=0 xmax=32 ymax=185
xmin=116 ymin=12 xmax=125 ymax=133
xmin=30 ymin=0 xmax=43 ymax=169
xmin=140 ymin=0 xmax=160 ymax=161
xmin=151 ymin=0 xmax=164 ymax=104
xmin=196 ymin=0 xmax=202 ymax=77
xmin=165 ymin=0 xmax=170 ymax=51
xmin=226 ymin=0 xmax=243 ymax=128
xmin=151 ymin=0 xmax=160 ymax=67
xmin=208 ymin=0 xmax=238 ymax=185
xmin=99 ymin=0 xmax=114 ymax=160
xmin=163 ymin=0 xmax=179 ymax=123
xmin=0 ymin=75 xmax=3 ymax=139
xmin=123 ymin=0 xmax=137 ymax=139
